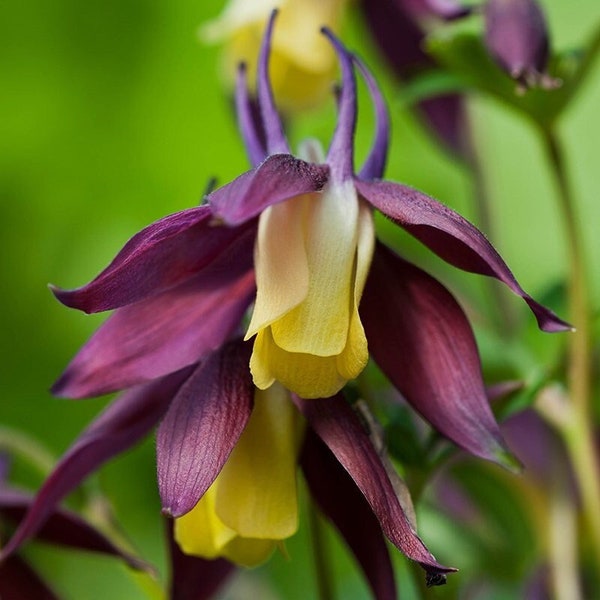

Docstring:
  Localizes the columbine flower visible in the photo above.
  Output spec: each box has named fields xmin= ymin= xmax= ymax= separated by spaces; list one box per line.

xmin=483 ymin=0 xmax=561 ymax=92
xmin=202 ymin=0 xmax=348 ymax=112
xmin=2 ymin=10 xmax=570 ymax=596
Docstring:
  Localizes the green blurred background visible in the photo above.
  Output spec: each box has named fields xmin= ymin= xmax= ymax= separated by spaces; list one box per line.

xmin=1 ymin=0 xmax=598 ymax=598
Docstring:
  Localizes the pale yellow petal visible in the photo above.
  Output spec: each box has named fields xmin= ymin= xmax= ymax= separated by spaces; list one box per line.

xmin=271 ymin=180 xmax=359 ymax=356
xmin=215 ymin=383 xmax=299 ymax=539
xmin=174 ymin=486 xmax=236 ymax=558
xmin=246 ymin=195 xmax=311 ymax=340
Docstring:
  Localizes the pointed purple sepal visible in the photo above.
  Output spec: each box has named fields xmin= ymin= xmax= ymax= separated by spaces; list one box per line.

xmin=294 ymin=394 xmax=455 ymax=580
xmin=356 ymin=180 xmax=571 ymax=332
xmin=0 ymin=488 xmax=152 ymax=572
xmin=51 ymin=207 xmax=252 ymax=314
xmin=158 ymin=341 xmax=254 ymax=518
xmin=0 ymin=368 xmax=191 ymax=563
xmin=361 ymin=244 xmax=518 ymax=468
xmin=52 ymin=232 xmax=255 ymax=398
xmin=208 ymin=155 xmax=328 ymax=226
xmin=301 ymin=429 xmax=397 ymax=600
xmin=166 ymin=520 xmax=234 ymax=600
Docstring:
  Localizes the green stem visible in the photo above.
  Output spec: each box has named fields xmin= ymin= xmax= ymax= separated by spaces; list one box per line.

xmin=0 ymin=426 xmax=56 ymax=477
xmin=308 ymin=501 xmax=335 ymax=600
xmin=540 ymin=126 xmax=600 ymax=572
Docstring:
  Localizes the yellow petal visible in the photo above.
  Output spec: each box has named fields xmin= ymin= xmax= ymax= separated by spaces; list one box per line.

xmin=222 ymin=537 xmax=276 ymax=568
xmin=215 ymin=383 xmax=300 ymax=539
xmin=251 ymin=327 xmax=347 ymax=399
xmin=271 ymin=180 xmax=359 ymax=356
xmin=245 ymin=194 xmax=311 ymax=340
xmin=336 ymin=202 xmax=374 ymax=379
xmin=174 ymin=486 xmax=236 ymax=559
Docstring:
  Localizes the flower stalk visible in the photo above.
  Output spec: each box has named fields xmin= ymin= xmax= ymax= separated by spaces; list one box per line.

xmin=540 ymin=126 xmax=600 ymax=575
xmin=308 ymin=500 xmax=335 ymax=600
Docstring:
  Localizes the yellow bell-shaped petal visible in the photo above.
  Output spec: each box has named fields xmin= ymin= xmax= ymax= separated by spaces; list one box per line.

xmin=202 ymin=0 xmax=348 ymax=111
xmin=248 ymin=180 xmax=375 ymax=399
xmin=174 ymin=383 xmax=301 ymax=567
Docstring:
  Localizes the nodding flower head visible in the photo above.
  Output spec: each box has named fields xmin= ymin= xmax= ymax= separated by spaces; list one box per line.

xmin=8 ymin=10 xmax=570 ymax=594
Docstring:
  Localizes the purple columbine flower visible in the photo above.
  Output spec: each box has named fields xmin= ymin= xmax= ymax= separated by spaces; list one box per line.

xmin=484 ymin=0 xmax=561 ymax=92
xmin=2 ymin=10 xmax=570 ymax=596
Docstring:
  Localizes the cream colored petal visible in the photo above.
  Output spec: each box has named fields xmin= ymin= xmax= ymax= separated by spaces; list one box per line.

xmin=245 ymin=194 xmax=311 ymax=340
xmin=174 ymin=486 xmax=236 ymax=558
xmin=271 ymin=180 xmax=359 ymax=356
xmin=215 ymin=383 xmax=299 ymax=539
xmin=336 ymin=203 xmax=375 ymax=379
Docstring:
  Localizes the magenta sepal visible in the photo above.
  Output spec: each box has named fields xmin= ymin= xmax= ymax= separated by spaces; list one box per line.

xmin=301 ymin=429 xmax=397 ymax=599
xmin=361 ymin=243 xmax=518 ymax=468
xmin=294 ymin=394 xmax=456 ymax=581
xmin=356 ymin=180 xmax=571 ymax=333
xmin=157 ymin=341 xmax=254 ymax=518
xmin=52 ymin=234 xmax=255 ymax=399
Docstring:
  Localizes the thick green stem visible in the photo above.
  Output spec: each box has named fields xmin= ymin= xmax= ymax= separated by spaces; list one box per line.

xmin=308 ymin=501 xmax=335 ymax=600
xmin=540 ymin=127 xmax=600 ymax=573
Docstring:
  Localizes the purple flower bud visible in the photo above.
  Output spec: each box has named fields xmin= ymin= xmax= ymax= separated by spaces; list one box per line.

xmin=484 ymin=0 xmax=561 ymax=92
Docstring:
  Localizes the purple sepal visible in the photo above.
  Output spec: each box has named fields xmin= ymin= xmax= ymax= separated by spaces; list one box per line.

xmin=0 ymin=368 xmax=191 ymax=563
xmin=208 ymin=155 xmax=328 ymax=226
xmin=158 ymin=341 xmax=254 ymax=518
xmin=51 ymin=207 xmax=251 ymax=313
xmin=52 ymin=233 xmax=255 ymax=398
xmin=0 ymin=554 xmax=58 ymax=600
xmin=356 ymin=180 xmax=571 ymax=332
xmin=301 ymin=429 xmax=397 ymax=600
xmin=0 ymin=488 xmax=151 ymax=572
xmin=294 ymin=394 xmax=455 ymax=580
xmin=166 ymin=521 xmax=234 ymax=600
xmin=361 ymin=243 xmax=516 ymax=466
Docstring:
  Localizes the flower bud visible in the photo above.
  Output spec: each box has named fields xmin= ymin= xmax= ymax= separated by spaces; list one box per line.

xmin=484 ymin=0 xmax=560 ymax=92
